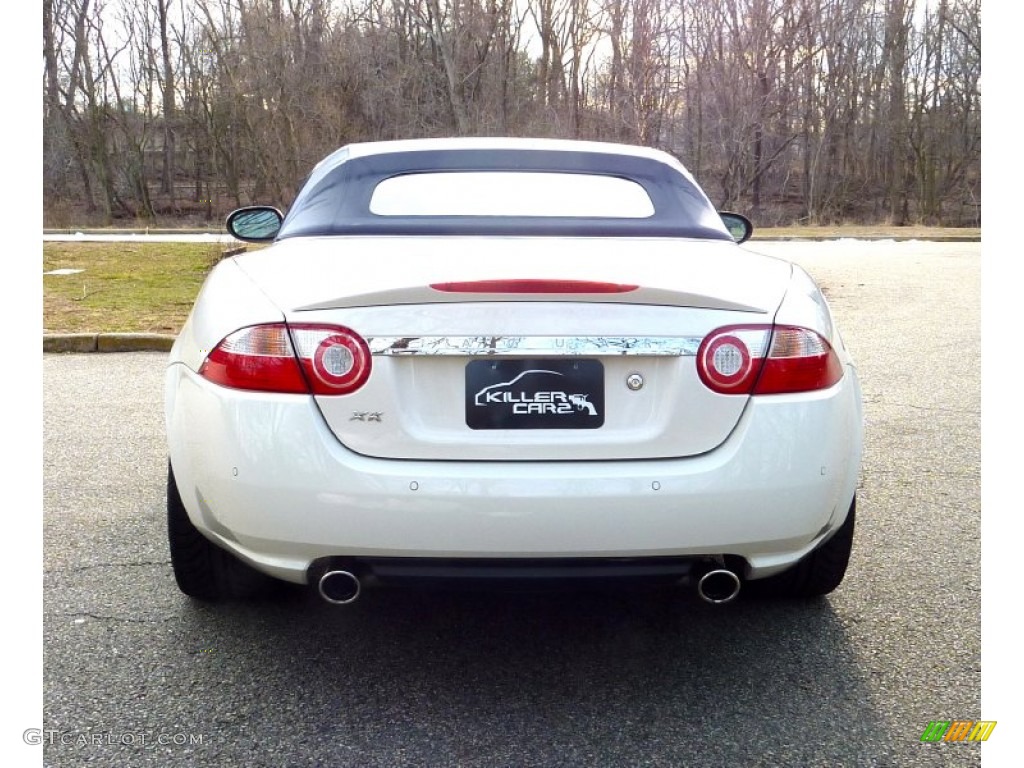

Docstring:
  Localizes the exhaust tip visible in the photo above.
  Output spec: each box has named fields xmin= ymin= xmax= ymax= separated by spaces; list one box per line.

xmin=318 ymin=570 xmax=361 ymax=605
xmin=697 ymin=569 xmax=741 ymax=604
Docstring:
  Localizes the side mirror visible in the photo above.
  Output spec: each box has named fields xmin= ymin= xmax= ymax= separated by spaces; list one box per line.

xmin=226 ymin=206 xmax=284 ymax=242
xmin=719 ymin=212 xmax=753 ymax=244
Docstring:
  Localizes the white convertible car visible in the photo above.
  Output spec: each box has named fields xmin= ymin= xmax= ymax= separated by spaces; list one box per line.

xmin=165 ymin=138 xmax=862 ymax=605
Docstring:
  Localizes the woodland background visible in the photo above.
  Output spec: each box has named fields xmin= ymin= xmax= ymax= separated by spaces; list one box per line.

xmin=42 ymin=0 xmax=981 ymax=227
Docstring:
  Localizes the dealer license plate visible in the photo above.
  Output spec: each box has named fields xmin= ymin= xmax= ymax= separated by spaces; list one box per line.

xmin=465 ymin=359 xmax=605 ymax=430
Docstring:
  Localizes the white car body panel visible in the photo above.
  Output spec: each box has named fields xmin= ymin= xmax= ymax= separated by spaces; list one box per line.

xmin=170 ymin=258 xmax=284 ymax=372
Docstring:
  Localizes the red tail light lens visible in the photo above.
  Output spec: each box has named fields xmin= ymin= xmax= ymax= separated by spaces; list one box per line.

xmin=200 ymin=324 xmax=307 ymax=393
xmin=430 ymin=279 xmax=638 ymax=294
xmin=754 ymin=327 xmax=843 ymax=394
xmin=200 ymin=323 xmax=371 ymax=395
xmin=697 ymin=325 xmax=842 ymax=395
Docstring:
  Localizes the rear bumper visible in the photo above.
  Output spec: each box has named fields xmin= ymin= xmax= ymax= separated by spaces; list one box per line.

xmin=165 ymin=363 xmax=862 ymax=585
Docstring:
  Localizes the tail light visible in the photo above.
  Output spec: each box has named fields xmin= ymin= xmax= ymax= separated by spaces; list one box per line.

xmin=697 ymin=325 xmax=842 ymax=395
xmin=199 ymin=323 xmax=371 ymax=395
xmin=755 ymin=326 xmax=844 ymax=394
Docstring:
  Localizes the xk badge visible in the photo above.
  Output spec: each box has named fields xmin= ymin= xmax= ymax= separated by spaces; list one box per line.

xmin=350 ymin=411 xmax=383 ymax=422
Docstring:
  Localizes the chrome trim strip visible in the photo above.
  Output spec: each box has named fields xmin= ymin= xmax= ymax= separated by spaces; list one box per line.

xmin=366 ymin=336 xmax=702 ymax=357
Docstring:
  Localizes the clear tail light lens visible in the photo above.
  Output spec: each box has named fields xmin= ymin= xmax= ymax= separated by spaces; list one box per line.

xmin=697 ymin=328 xmax=769 ymax=393
xmin=200 ymin=323 xmax=371 ymax=395
xmin=291 ymin=326 xmax=372 ymax=394
xmin=697 ymin=325 xmax=842 ymax=395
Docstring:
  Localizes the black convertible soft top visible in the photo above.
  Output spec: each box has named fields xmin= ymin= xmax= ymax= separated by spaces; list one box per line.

xmin=277 ymin=147 xmax=733 ymax=241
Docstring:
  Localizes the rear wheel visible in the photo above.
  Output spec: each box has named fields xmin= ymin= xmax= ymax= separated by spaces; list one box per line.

xmin=749 ymin=496 xmax=856 ymax=599
xmin=167 ymin=463 xmax=272 ymax=600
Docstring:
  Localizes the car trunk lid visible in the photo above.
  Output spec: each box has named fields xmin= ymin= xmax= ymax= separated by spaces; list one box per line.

xmin=234 ymin=236 xmax=791 ymax=460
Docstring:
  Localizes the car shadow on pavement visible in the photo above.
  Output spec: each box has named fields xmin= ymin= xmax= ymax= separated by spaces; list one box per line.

xmin=163 ymin=583 xmax=904 ymax=766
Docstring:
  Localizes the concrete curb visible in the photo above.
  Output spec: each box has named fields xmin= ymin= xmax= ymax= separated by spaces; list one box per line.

xmin=44 ymin=333 xmax=175 ymax=353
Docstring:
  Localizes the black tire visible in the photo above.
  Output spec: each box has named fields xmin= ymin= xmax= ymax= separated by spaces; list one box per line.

xmin=748 ymin=496 xmax=856 ymax=599
xmin=167 ymin=463 xmax=272 ymax=600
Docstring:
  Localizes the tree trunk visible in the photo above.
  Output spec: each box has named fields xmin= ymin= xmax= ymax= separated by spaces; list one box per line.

xmin=158 ymin=0 xmax=176 ymax=206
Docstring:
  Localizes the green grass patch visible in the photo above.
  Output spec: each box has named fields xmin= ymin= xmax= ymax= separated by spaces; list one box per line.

xmin=43 ymin=242 xmax=227 ymax=334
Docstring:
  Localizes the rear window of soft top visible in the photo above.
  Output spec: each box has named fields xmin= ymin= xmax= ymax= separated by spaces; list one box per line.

xmin=369 ymin=172 xmax=655 ymax=218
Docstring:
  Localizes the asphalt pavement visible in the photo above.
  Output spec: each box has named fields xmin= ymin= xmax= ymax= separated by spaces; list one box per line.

xmin=41 ymin=241 xmax=983 ymax=767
